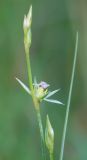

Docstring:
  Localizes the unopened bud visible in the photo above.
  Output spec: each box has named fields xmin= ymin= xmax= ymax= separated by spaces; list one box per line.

xmin=23 ymin=5 xmax=32 ymax=30
xmin=45 ymin=115 xmax=54 ymax=154
xmin=23 ymin=5 xmax=32 ymax=49
xmin=23 ymin=15 xmax=29 ymax=29
xmin=27 ymin=5 xmax=32 ymax=28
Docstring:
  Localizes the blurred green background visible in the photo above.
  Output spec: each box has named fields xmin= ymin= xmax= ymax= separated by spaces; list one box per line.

xmin=0 ymin=0 xmax=87 ymax=160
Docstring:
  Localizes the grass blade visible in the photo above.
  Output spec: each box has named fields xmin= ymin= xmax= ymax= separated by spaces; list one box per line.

xmin=59 ymin=32 xmax=78 ymax=160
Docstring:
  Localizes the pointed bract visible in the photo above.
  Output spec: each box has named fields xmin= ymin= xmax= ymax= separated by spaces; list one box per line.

xmin=16 ymin=77 xmax=31 ymax=95
xmin=45 ymin=89 xmax=60 ymax=99
xmin=44 ymin=98 xmax=64 ymax=105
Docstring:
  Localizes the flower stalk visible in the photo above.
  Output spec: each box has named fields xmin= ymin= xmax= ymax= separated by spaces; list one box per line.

xmin=16 ymin=5 xmax=63 ymax=160
xmin=23 ymin=6 xmax=45 ymax=160
xmin=23 ymin=5 xmax=39 ymax=111
xmin=50 ymin=153 xmax=53 ymax=160
xmin=37 ymin=111 xmax=46 ymax=160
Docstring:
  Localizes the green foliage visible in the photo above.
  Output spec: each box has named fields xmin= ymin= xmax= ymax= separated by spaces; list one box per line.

xmin=0 ymin=0 xmax=86 ymax=160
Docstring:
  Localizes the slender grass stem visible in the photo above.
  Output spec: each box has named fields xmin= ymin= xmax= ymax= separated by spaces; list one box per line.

xmin=37 ymin=111 xmax=46 ymax=160
xmin=59 ymin=32 xmax=78 ymax=160
xmin=24 ymin=7 xmax=46 ymax=160
xmin=37 ymin=111 xmax=44 ymax=142
xmin=25 ymin=47 xmax=46 ymax=160
xmin=25 ymin=48 xmax=34 ymax=96
xmin=25 ymin=47 xmax=39 ymax=110
xmin=50 ymin=153 xmax=53 ymax=160
xmin=37 ymin=111 xmax=44 ymax=160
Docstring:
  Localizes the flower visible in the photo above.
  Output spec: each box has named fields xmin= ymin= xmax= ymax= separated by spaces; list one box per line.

xmin=39 ymin=81 xmax=50 ymax=89
xmin=33 ymin=80 xmax=64 ymax=105
xmin=33 ymin=81 xmax=49 ymax=101
xmin=16 ymin=78 xmax=64 ymax=105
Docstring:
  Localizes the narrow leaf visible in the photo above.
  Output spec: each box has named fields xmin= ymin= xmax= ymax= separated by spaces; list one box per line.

xmin=45 ymin=89 xmax=60 ymax=99
xmin=44 ymin=98 xmax=64 ymax=105
xmin=59 ymin=32 xmax=78 ymax=160
xmin=16 ymin=77 xmax=31 ymax=94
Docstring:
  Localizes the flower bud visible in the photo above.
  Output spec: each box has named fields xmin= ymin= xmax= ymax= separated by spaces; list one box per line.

xmin=23 ymin=5 xmax=32 ymax=50
xmin=27 ymin=5 xmax=32 ymax=28
xmin=45 ymin=115 xmax=54 ymax=154
xmin=23 ymin=5 xmax=32 ymax=31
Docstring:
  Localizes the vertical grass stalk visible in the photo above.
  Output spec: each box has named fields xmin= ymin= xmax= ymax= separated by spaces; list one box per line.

xmin=25 ymin=48 xmax=46 ymax=160
xmin=24 ymin=7 xmax=46 ymax=160
xmin=50 ymin=153 xmax=53 ymax=160
xmin=25 ymin=48 xmax=34 ymax=96
xmin=59 ymin=32 xmax=78 ymax=160
xmin=37 ymin=111 xmax=46 ymax=160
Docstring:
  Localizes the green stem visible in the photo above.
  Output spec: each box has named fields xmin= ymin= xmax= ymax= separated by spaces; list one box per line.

xmin=37 ymin=111 xmax=44 ymax=142
xmin=25 ymin=47 xmax=39 ymax=110
xmin=25 ymin=47 xmax=45 ymax=159
xmin=25 ymin=47 xmax=34 ymax=96
xmin=59 ymin=32 xmax=78 ymax=160
xmin=37 ymin=111 xmax=46 ymax=160
xmin=24 ymin=9 xmax=45 ymax=160
xmin=50 ymin=152 xmax=53 ymax=160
